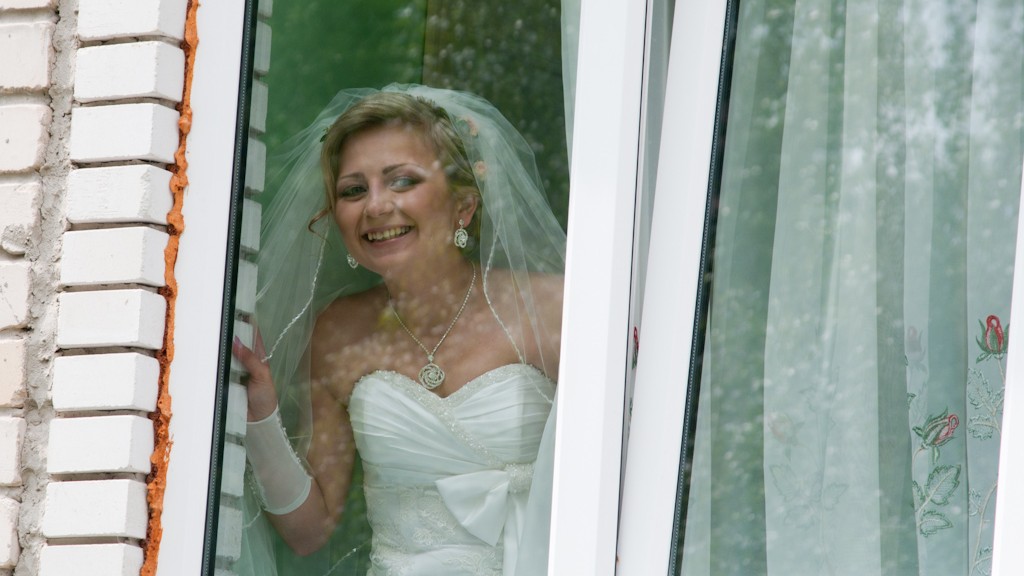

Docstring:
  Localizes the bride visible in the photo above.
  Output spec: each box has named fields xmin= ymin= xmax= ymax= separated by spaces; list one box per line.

xmin=232 ymin=85 xmax=566 ymax=575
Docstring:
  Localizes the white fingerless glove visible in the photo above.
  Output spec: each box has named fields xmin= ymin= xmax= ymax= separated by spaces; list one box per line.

xmin=246 ymin=407 xmax=312 ymax=515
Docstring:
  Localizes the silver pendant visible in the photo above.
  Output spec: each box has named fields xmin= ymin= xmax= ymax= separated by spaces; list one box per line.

xmin=418 ymin=362 xmax=445 ymax=389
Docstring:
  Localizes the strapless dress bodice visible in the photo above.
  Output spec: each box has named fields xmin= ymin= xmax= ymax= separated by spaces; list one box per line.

xmin=348 ymin=364 xmax=555 ymax=576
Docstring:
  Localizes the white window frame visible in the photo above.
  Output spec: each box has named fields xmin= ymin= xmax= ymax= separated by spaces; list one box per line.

xmin=156 ymin=0 xmax=247 ymax=573
xmin=157 ymin=0 xmax=654 ymax=573
xmin=615 ymin=1 xmax=1024 ymax=574
xmin=157 ymin=0 xmax=1024 ymax=573
xmin=614 ymin=0 xmax=727 ymax=572
xmin=549 ymin=0 xmax=648 ymax=572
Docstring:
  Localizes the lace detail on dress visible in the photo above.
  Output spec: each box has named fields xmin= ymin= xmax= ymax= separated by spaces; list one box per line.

xmin=365 ymin=483 xmax=503 ymax=576
xmin=505 ymin=462 xmax=533 ymax=493
xmin=441 ymin=548 xmax=503 ymax=575
xmin=356 ymin=363 xmax=552 ymax=405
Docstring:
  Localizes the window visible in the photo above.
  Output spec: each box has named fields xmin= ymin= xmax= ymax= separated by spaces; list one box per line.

xmin=203 ymin=1 xmax=591 ymax=574
xmin=618 ymin=0 xmax=1024 ymax=574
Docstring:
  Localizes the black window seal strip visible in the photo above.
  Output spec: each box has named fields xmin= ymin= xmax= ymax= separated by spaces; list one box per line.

xmin=666 ymin=0 xmax=740 ymax=573
xmin=201 ymin=0 xmax=259 ymax=573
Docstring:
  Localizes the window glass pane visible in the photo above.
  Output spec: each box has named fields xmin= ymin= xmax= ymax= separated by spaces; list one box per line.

xmin=211 ymin=1 xmax=573 ymax=574
xmin=677 ymin=1 xmax=1024 ymax=574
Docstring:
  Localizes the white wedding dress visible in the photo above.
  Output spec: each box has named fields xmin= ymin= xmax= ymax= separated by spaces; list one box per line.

xmin=348 ymin=363 xmax=556 ymax=576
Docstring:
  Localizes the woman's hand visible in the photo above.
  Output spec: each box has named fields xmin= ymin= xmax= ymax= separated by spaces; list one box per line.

xmin=231 ymin=329 xmax=280 ymax=421
xmin=231 ymin=324 xmax=356 ymax=556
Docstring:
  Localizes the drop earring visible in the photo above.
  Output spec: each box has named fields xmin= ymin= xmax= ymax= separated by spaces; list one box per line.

xmin=454 ymin=219 xmax=468 ymax=249
xmin=346 ymin=254 xmax=359 ymax=269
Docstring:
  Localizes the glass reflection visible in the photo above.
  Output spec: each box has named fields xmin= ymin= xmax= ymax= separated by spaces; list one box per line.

xmin=213 ymin=1 xmax=572 ymax=575
xmin=678 ymin=1 xmax=1024 ymax=575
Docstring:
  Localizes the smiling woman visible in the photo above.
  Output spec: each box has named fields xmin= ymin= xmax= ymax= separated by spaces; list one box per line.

xmin=210 ymin=1 xmax=573 ymax=569
xmin=231 ymin=85 xmax=565 ymax=576
xmin=330 ymin=124 xmax=473 ymax=279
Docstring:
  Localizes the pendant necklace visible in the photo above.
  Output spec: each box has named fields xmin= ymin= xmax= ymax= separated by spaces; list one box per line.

xmin=389 ymin=265 xmax=476 ymax=389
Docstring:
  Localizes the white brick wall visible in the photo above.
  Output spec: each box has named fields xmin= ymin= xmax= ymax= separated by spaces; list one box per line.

xmin=56 ymin=289 xmax=167 ymax=350
xmin=0 ymin=339 xmax=26 ymax=407
xmin=0 ymin=262 xmax=30 ymax=330
xmin=229 ymin=320 xmax=254 ymax=377
xmin=41 ymin=479 xmax=148 ymax=539
xmin=0 ymin=178 xmax=41 ymax=255
xmin=48 ymin=415 xmax=153 ymax=475
xmin=245 ymin=138 xmax=267 ymax=193
xmin=220 ymin=442 xmax=246 ymax=498
xmin=214 ymin=505 xmax=243 ymax=564
xmin=77 ymin=0 xmax=187 ymax=42
xmin=226 ymin=382 xmax=248 ymax=438
xmin=254 ymin=21 xmax=272 ymax=76
xmin=250 ymin=79 xmax=269 ymax=134
xmin=240 ymin=198 xmax=262 ymax=253
xmin=75 ymin=41 xmax=185 ymax=103
xmin=60 ymin=227 xmax=169 ymax=287
xmin=67 ymin=165 xmax=173 ymax=225
xmin=0 ymin=22 xmax=53 ymax=93
xmin=1 ymin=0 xmax=195 ymax=572
xmin=0 ymin=105 xmax=51 ymax=174
xmin=0 ymin=419 xmax=26 ymax=486
xmin=69 ymin=103 xmax=181 ymax=164
xmin=39 ymin=543 xmax=143 ymax=576
xmin=0 ymin=0 xmax=55 ymax=8
xmin=0 ymin=499 xmax=19 ymax=568
xmin=0 ymin=1 xmax=53 ymax=570
xmin=235 ymin=259 xmax=258 ymax=316
xmin=52 ymin=353 xmax=159 ymax=413
xmin=41 ymin=0 xmax=190 ymax=573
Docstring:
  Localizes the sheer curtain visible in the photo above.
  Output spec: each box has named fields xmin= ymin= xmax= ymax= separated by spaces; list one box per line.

xmin=681 ymin=0 xmax=1023 ymax=574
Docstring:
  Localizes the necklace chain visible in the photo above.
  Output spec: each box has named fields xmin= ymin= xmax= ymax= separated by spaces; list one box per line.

xmin=389 ymin=265 xmax=476 ymax=389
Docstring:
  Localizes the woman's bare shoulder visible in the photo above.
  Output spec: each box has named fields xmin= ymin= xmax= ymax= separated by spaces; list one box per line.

xmin=314 ymin=285 xmax=387 ymax=340
xmin=528 ymin=270 xmax=564 ymax=301
xmin=524 ymin=270 xmax=564 ymax=326
xmin=484 ymin=268 xmax=563 ymax=320
xmin=487 ymin=268 xmax=563 ymax=292
xmin=309 ymin=285 xmax=388 ymax=399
